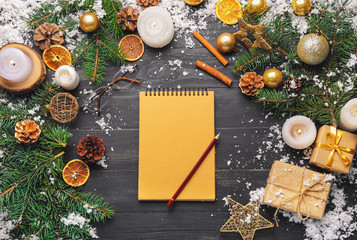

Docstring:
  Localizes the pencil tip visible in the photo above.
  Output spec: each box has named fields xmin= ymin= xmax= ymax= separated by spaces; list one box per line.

xmin=215 ymin=132 xmax=221 ymax=139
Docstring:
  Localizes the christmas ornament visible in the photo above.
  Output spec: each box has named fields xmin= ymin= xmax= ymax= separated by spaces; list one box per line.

xmin=48 ymin=92 xmax=79 ymax=123
xmin=43 ymin=45 xmax=72 ymax=71
xmin=119 ymin=34 xmax=145 ymax=61
xmin=15 ymin=119 xmax=41 ymax=144
xmin=216 ymin=33 xmax=236 ymax=53
xmin=292 ymin=0 xmax=311 ymax=16
xmin=0 ymin=43 xmax=46 ymax=94
xmin=137 ymin=0 xmax=159 ymax=9
xmin=77 ymin=136 xmax=105 ymax=163
xmin=215 ymin=0 xmax=243 ymax=25
xmin=233 ymin=18 xmax=272 ymax=51
xmin=246 ymin=0 xmax=269 ymax=14
xmin=284 ymin=77 xmax=302 ymax=93
xmin=33 ymin=22 xmax=64 ymax=50
xmin=184 ymin=0 xmax=204 ymax=5
xmin=79 ymin=12 xmax=99 ymax=33
xmin=220 ymin=198 xmax=274 ymax=240
xmin=117 ymin=6 xmax=139 ymax=31
xmin=62 ymin=159 xmax=90 ymax=187
xmin=239 ymin=72 xmax=264 ymax=96
xmin=263 ymin=68 xmax=283 ymax=88
xmin=297 ymin=33 xmax=329 ymax=65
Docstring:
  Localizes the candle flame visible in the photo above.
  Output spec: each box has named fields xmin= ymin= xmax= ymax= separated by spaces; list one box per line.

xmin=9 ymin=60 xmax=16 ymax=66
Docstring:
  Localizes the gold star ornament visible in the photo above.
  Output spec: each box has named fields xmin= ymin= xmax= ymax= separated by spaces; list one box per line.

xmin=220 ymin=198 xmax=274 ymax=240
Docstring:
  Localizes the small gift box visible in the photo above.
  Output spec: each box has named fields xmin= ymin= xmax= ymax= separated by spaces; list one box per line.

xmin=310 ymin=125 xmax=357 ymax=174
xmin=263 ymin=161 xmax=332 ymax=223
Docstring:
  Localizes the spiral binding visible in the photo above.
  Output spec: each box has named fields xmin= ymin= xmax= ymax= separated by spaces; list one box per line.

xmin=145 ymin=88 xmax=209 ymax=96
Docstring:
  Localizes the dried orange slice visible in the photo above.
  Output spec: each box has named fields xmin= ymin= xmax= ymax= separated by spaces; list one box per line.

xmin=43 ymin=45 xmax=72 ymax=71
xmin=62 ymin=159 xmax=90 ymax=187
xmin=215 ymin=0 xmax=243 ymax=25
xmin=119 ymin=34 xmax=144 ymax=62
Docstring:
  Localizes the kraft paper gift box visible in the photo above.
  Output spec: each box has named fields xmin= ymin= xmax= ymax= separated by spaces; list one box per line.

xmin=263 ymin=161 xmax=332 ymax=220
xmin=310 ymin=125 xmax=357 ymax=174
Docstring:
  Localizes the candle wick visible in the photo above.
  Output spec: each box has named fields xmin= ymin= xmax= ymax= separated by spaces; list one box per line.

xmin=297 ymin=129 xmax=302 ymax=135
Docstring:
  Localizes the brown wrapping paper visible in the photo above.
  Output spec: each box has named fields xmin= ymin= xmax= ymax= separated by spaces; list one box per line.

xmin=263 ymin=161 xmax=332 ymax=219
xmin=310 ymin=125 xmax=357 ymax=174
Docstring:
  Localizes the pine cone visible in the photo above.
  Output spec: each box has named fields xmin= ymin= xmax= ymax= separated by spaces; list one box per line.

xmin=284 ymin=77 xmax=302 ymax=93
xmin=136 ymin=0 xmax=159 ymax=9
xmin=33 ymin=22 xmax=64 ymax=50
xmin=15 ymin=119 xmax=41 ymax=144
xmin=117 ymin=6 xmax=140 ymax=31
xmin=77 ymin=136 xmax=105 ymax=163
xmin=239 ymin=72 xmax=264 ymax=96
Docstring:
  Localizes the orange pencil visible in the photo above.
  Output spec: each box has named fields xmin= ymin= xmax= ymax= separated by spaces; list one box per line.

xmin=193 ymin=31 xmax=228 ymax=66
xmin=167 ymin=133 xmax=220 ymax=207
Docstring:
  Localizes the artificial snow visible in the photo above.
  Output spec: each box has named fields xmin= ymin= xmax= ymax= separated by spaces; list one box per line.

xmin=0 ymin=210 xmax=14 ymax=240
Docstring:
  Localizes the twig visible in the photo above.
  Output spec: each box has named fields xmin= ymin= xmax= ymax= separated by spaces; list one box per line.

xmin=0 ymin=183 xmax=18 ymax=198
xmin=72 ymin=42 xmax=94 ymax=63
xmin=92 ymin=38 xmax=100 ymax=82
xmin=233 ymin=49 xmax=276 ymax=72
xmin=98 ymin=40 xmax=123 ymax=59
xmin=67 ymin=193 xmax=111 ymax=217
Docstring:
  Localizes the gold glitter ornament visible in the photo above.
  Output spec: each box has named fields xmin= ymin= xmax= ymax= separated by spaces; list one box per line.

xmin=297 ymin=33 xmax=329 ymax=65
xmin=263 ymin=68 xmax=283 ymax=88
xmin=216 ymin=33 xmax=236 ymax=53
xmin=220 ymin=198 xmax=274 ymax=240
xmin=246 ymin=0 xmax=269 ymax=14
xmin=292 ymin=0 xmax=311 ymax=16
xmin=79 ymin=12 xmax=99 ymax=33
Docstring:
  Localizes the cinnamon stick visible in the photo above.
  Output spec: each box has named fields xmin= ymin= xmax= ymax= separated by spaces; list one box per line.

xmin=196 ymin=60 xmax=232 ymax=87
xmin=193 ymin=31 xmax=229 ymax=66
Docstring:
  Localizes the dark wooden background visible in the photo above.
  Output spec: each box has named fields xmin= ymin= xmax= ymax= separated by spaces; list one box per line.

xmin=57 ymin=7 xmax=357 ymax=240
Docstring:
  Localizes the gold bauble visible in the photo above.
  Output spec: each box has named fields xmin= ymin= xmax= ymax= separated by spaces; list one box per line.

xmin=246 ymin=0 xmax=269 ymax=14
xmin=263 ymin=68 xmax=283 ymax=88
xmin=297 ymin=33 xmax=329 ymax=65
xmin=216 ymin=33 xmax=236 ymax=53
xmin=184 ymin=0 xmax=204 ymax=5
xmin=292 ymin=0 xmax=312 ymax=16
xmin=79 ymin=12 xmax=99 ymax=33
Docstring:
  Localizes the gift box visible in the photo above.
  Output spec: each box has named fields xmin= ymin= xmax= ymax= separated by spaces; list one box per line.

xmin=310 ymin=125 xmax=357 ymax=174
xmin=263 ymin=161 xmax=332 ymax=220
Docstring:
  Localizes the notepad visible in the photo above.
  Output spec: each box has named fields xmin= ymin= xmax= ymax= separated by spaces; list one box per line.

xmin=138 ymin=89 xmax=215 ymax=201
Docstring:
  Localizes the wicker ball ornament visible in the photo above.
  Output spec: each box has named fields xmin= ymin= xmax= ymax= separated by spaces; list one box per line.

xmin=49 ymin=92 xmax=79 ymax=123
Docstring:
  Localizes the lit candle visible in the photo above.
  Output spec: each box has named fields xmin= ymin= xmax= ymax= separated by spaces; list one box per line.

xmin=137 ymin=6 xmax=175 ymax=48
xmin=339 ymin=98 xmax=357 ymax=132
xmin=0 ymin=47 xmax=33 ymax=83
xmin=55 ymin=65 xmax=80 ymax=90
xmin=282 ymin=115 xmax=317 ymax=149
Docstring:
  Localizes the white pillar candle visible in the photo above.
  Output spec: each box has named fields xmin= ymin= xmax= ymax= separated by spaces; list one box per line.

xmin=55 ymin=65 xmax=79 ymax=90
xmin=0 ymin=47 xmax=33 ymax=83
xmin=339 ymin=98 xmax=357 ymax=132
xmin=137 ymin=6 xmax=175 ymax=48
xmin=282 ymin=115 xmax=317 ymax=149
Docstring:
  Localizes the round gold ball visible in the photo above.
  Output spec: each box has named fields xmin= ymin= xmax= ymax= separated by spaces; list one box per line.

xmin=263 ymin=68 xmax=283 ymax=88
xmin=292 ymin=0 xmax=311 ymax=16
xmin=297 ymin=33 xmax=329 ymax=65
xmin=246 ymin=0 xmax=269 ymax=14
xmin=79 ymin=12 xmax=99 ymax=33
xmin=216 ymin=33 xmax=236 ymax=53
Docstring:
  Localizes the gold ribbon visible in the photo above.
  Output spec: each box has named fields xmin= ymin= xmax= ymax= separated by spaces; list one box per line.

xmin=272 ymin=177 xmax=326 ymax=226
xmin=315 ymin=126 xmax=355 ymax=170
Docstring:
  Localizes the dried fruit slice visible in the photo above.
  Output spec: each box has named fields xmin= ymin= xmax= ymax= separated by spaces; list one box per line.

xmin=215 ymin=0 xmax=243 ymax=25
xmin=62 ymin=159 xmax=90 ymax=187
xmin=43 ymin=45 xmax=72 ymax=71
xmin=119 ymin=34 xmax=144 ymax=61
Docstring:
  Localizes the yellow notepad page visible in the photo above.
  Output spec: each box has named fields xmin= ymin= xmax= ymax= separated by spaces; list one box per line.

xmin=138 ymin=90 xmax=215 ymax=201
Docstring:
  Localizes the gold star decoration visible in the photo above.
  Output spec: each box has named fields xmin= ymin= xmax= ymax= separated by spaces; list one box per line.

xmin=233 ymin=18 xmax=272 ymax=51
xmin=220 ymin=198 xmax=274 ymax=240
